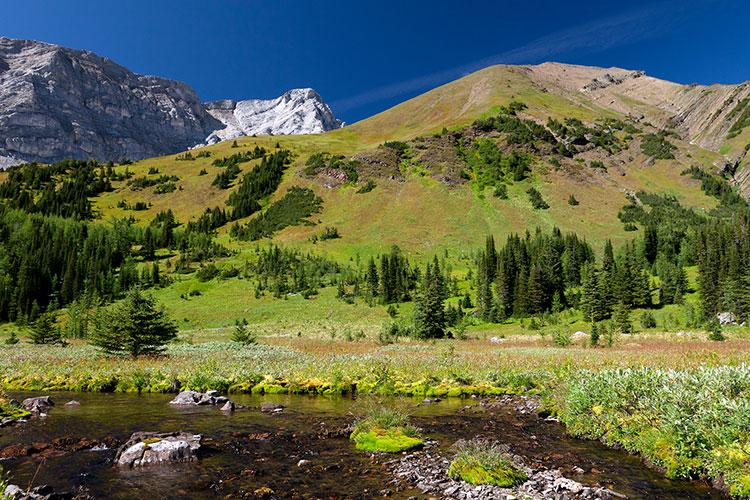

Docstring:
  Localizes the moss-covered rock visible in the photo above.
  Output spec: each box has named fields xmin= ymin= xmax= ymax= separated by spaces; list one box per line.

xmin=351 ymin=427 xmax=424 ymax=453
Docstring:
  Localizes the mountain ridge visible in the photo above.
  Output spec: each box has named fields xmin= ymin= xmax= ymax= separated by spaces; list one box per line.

xmin=0 ymin=37 xmax=343 ymax=166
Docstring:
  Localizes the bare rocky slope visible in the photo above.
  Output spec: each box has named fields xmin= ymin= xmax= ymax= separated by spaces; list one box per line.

xmin=0 ymin=37 xmax=221 ymax=165
xmin=0 ymin=37 xmax=343 ymax=166
xmin=526 ymin=62 xmax=750 ymax=183
xmin=202 ymin=88 xmax=343 ymax=145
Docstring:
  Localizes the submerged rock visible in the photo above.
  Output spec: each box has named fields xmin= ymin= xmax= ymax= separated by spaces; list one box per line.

xmin=64 ymin=400 xmax=81 ymax=407
xmin=2 ymin=484 xmax=78 ymax=500
xmin=115 ymin=431 xmax=201 ymax=467
xmin=260 ymin=402 xmax=284 ymax=414
xmin=22 ymin=396 xmax=54 ymax=414
xmin=169 ymin=390 xmax=230 ymax=407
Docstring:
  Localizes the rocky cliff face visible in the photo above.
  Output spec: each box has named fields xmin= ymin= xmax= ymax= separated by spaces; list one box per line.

xmin=0 ymin=37 xmax=222 ymax=165
xmin=202 ymin=88 xmax=344 ymax=145
xmin=0 ymin=38 xmax=344 ymax=166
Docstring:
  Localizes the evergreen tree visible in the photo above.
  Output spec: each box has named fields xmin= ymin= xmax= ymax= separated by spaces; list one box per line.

xmin=612 ymin=301 xmax=633 ymax=334
xmin=413 ymin=260 xmax=446 ymax=339
xmin=589 ymin=323 xmax=600 ymax=347
xmin=29 ymin=311 xmax=64 ymax=345
xmin=644 ymin=225 xmax=658 ymax=264
xmin=5 ymin=330 xmax=19 ymax=345
xmin=708 ymin=318 xmax=725 ymax=341
xmin=231 ymin=318 xmax=257 ymax=345
xmin=90 ymin=289 xmax=177 ymax=357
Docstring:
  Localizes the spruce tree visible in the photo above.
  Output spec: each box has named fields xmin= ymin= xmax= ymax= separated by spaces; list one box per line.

xmin=5 ymin=330 xmax=19 ymax=345
xmin=612 ymin=301 xmax=633 ymax=334
xmin=232 ymin=318 xmax=257 ymax=345
xmin=90 ymin=289 xmax=177 ymax=357
xmin=413 ymin=261 xmax=446 ymax=339
xmin=29 ymin=311 xmax=65 ymax=345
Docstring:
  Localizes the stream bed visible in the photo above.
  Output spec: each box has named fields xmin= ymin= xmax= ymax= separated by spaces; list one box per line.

xmin=0 ymin=392 xmax=723 ymax=499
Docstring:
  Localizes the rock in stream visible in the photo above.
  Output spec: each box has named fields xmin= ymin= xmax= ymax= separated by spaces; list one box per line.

xmin=115 ymin=431 xmax=201 ymax=467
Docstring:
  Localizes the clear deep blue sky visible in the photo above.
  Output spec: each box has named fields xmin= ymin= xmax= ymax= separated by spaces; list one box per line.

xmin=1 ymin=0 xmax=747 ymax=123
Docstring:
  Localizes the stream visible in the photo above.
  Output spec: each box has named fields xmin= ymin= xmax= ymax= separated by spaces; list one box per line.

xmin=0 ymin=392 xmax=723 ymax=499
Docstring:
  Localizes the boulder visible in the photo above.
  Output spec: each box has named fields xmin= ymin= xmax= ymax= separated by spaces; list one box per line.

xmin=170 ymin=390 xmax=230 ymax=407
xmin=3 ymin=484 xmax=56 ymax=500
xmin=115 ymin=431 xmax=201 ymax=467
xmin=220 ymin=401 xmax=235 ymax=412
xmin=21 ymin=396 xmax=54 ymax=414
xmin=717 ymin=311 xmax=737 ymax=325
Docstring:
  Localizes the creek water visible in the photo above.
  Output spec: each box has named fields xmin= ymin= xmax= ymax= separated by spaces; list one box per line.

xmin=0 ymin=392 xmax=723 ymax=499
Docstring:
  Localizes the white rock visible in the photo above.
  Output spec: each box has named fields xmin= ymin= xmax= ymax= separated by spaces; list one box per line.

xmin=202 ymin=88 xmax=343 ymax=145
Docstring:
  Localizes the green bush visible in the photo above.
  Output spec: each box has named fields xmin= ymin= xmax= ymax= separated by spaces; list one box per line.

xmin=641 ymin=133 xmax=676 ymax=159
xmin=527 ymin=187 xmax=549 ymax=209
xmin=640 ymin=311 xmax=657 ymax=329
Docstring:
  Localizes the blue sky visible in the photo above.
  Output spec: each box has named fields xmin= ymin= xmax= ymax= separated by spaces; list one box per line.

xmin=1 ymin=0 xmax=747 ymax=123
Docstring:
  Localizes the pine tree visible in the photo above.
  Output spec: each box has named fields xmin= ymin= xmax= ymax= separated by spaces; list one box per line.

xmin=90 ymin=289 xmax=177 ymax=357
xmin=232 ymin=318 xmax=256 ymax=345
xmin=589 ymin=323 xmax=600 ymax=346
xmin=644 ymin=225 xmax=658 ymax=264
xmin=612 ymin=301 xmax=633 ymax=334
xmin=29 ymin=311 xmax=65 ymax=345
xmin=708 ymin=318 xmax=725 ymax=341
xmin=413 ymin=261 xmax=446 ymax=339
xmin=5 ymin=330 xmax=19 ymax=345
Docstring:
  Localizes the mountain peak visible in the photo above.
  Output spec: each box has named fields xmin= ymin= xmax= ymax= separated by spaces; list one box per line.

xmin=201 ymin=87 xmax=343 ymax=145
xmin=0 ymin=37 xmax=343 ymax=165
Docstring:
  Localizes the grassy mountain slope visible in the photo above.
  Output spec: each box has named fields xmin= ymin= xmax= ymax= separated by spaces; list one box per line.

xmin=10 ymin=61 xmax=735 ymax=330
xmin=92 ymin=64 xmax=723 ymax=257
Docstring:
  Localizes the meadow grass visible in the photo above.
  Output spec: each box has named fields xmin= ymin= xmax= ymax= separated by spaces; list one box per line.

xmin=2 ymin=333 xmax=750 ymax=494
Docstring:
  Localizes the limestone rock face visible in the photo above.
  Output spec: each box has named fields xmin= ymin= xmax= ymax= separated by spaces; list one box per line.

xmin=202 ymin=88 xmax=344 ymax=145
xmin=0 ymin=37 xmax=221 ymax=165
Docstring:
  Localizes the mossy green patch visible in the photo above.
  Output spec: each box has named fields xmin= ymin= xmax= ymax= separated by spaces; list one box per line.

xmin=350 ymin=427 xmax=424 ymax=453
xmin=448 ymin=454 xmax=527 ymax=487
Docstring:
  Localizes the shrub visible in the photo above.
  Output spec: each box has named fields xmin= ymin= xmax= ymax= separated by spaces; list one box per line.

xmin=448 ymin=440 xmax=527 ymax=487
xmin=527 ymin=187 xmax=549 ymax=209
xmin=318 ymin=226 xmax=340 ymax=241
xmin=356 ymin=179 xmax=377 ymax=194
xmin=552 ymin=327 xmax=572 ymax=347
xmin=641 ymin=133 xmax=676 ymax=159
xmin=494 ymin=184 xmax=508 ymax=199
xmin=640 ymin=311 xmax=657 ymax=329
xmin=231 ymin=187 xmax=323 ymax=241
xmin=708 ymin=319 xmax=725 ymax=341
xmin=196 ymin=263 xmax=220 ymax=282
xmin=4 ymin=330 xmax=19 ymax=345
xmin=568 ymin=194 xmax=579 ymax=206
